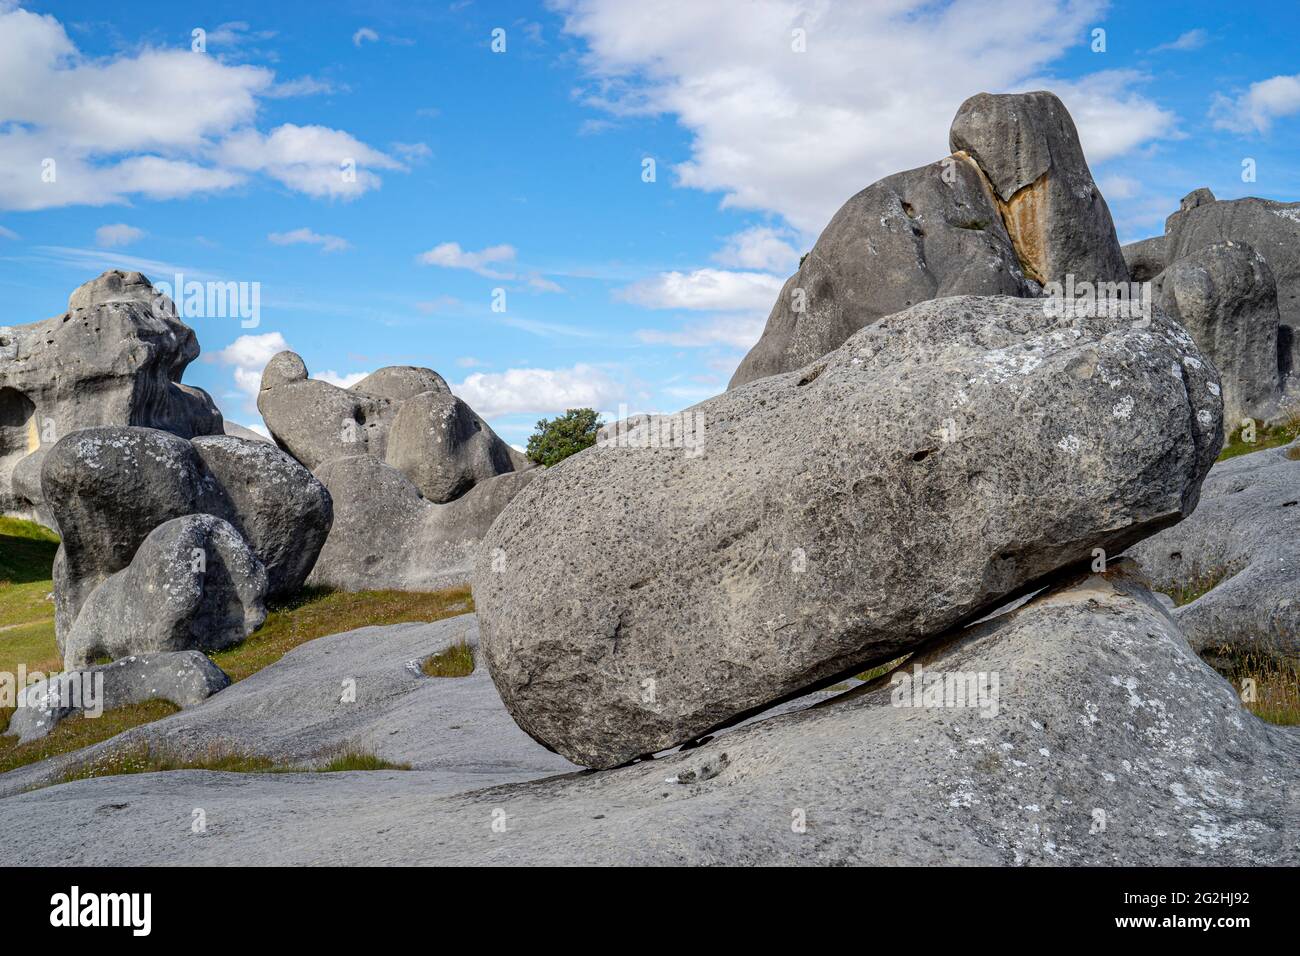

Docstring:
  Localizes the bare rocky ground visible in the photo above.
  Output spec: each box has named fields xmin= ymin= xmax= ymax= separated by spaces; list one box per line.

xmin=2 ymin=567 xmax=1296 ymax=865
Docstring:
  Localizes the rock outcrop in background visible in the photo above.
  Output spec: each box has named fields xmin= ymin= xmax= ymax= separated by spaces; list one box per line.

xmin=476 ymin=295 xmax=1223 ymax=768
xmin=258 ymin=350 xmax=534 ymax=590
xmin=729 ymin=91 xmax=1127 ymax=388
xmin=0 ymin=270 xmax=223 ymax=525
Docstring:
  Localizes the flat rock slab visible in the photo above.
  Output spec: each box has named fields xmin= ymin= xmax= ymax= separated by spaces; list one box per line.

xmin=3 ymin=571 xmax=1296 ymax=865
xmin=0 ymin=614 xmax=575 ymax=799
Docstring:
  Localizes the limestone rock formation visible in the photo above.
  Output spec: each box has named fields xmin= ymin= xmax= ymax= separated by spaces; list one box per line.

xmin=4 ymin=650 xmax=231 ymax=745
xmin=3 ymin=569 xmax=1295 ymax=866
xmin=1129 ymin=439 xmax=1300 ymax=666
xmin=307 ymin=454 xmax=538 ymax=592
xmin=0 ymin=270 xmax=223 ymax=523
xmin=1155 ymin=241 xmax=1284 ymax=428
xmin=1122 ymin=236 xmax=1166 ymax=282
xmin=476 ymin=295 xmax=1223 ymax=768
xmin=730 ymin=91 xmax=1129 ymax=388
xmin=41 ymin=426 xmax=330 ymax=664
xmin=62 ymin=514 xmax=267 ymax=668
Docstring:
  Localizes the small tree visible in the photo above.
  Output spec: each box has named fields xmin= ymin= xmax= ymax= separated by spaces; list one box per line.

xmin=526 ymin=408 xmax=602 ymax=466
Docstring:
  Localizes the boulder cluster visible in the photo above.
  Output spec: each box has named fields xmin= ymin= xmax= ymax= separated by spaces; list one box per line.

xmin=256 ymin=349 xmax=536 ymax=591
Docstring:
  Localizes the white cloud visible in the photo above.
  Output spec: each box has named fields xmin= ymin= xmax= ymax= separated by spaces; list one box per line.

xmin=391 ymin=141 xmax=432 ymax=162
xmin=95 ymin=223 xmax=145 ymax=247
xmin=712 ymin=225 xmax=800 ymax=273
xmin=454 ymin=365 xmax=625 ymax=417
xmin=0 ymin=6 xmax=402 ymax=210
xmin=268 ymin=227 xmax=350 ymax=253
xmin=206 ymin=21 xmax=278 ymax=48
xmin=353 ymin=27 xmax=379 ymax=47
xmin=242 ymin=421 xmax=272 ymax=439
xmin=418 ymin=241 xmax=517 ymax=277
xmin=316 ymin=370 xmax=370 ymax=388
xmin=1022 ymin=70 xmax=1180 ymax=164
xmin=636 ymin=313 xmax=765 ymax=350
xmin=1151 ymin=29 xmax=1208 ymax=53
xmin=617 ymin=268 xmax=783 ymax=312
xmin=1098 ymin=174 xmax=1140 ymax=201
xmin=557 ymin=0 xmax=1175 ymax=234
xmin=0 ymin=224 xmax=21 ymax=239
xmin=207 ymin=331 xmax=291 ymax=408
xmin=1211 ymin=74 xmax=1300 ymax=134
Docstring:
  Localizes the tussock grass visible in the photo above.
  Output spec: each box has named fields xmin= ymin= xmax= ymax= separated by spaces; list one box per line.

xmin=1218 ymin=412 xmax=1300 ymax=461
xmin=1168 ymin=565 xmax=1240 ymax=607
xmin=1206 ymin=652 xmax=1300 ymax=726
xmin=0 ymin=701 xmax=182 ymax=776
xmin=421 ymin=638 xmax=475 ymax=677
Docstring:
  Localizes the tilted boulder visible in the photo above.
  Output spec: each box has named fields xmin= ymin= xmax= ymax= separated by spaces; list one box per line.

xmin=0 ymin=270 xmax=223 ymax=523
xmin=1128 ymin=440 xmax=1300 ymax=666
xmin=949 ymin=90 xmax=1129 ymax=288
xmin=1155 ymin=241 xmax=1284 ymax=427
xmin=1162 ymin=189 xmax=1300 ymax=386
xmin=4 ymin=650 xmax=231 ymax=745
xmin=307 ymin=454 xmax=538 ymax=592
xmin=729 ymin=154 xmax=1034 ymax=387
xmin=41 ymin=426 xmax=330 ymax=661
xmin=730 ymin=90 xmax=1128 ymax=388
xmin=62 ymin=514 xmax=267 ymax=668
xmin=476 ymin=295 xmax=1223 ymax=768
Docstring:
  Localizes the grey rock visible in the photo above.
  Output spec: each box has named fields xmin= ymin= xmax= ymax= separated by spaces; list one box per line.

xmin=191 ymin=435 xmax=333 ymax=596
xmin=3 ymin=571 xmax=1295 ymax=866
xmin=222 ymin=420 xmax=273 ymax=444
xmin=729 ymin=153 xmax=1033 ymax=387
xmin=1163 ymin=192 xmax=1300 ymax=381
xmin=349 ymin=366 xmax=449 ymax=403
xmin=307 ymin=454 xmax=537 ymax=592
xmin=4 ymin=651 xmax=230 ymax=745
xmin=1122 ymin=236 xmax=1166 ymax=283
xmin=949 ymin=90 xmax=1129 ymax=288
xmin=62 ymin=514 xmax=267 ymax=668
xmin=0 ymin=614 xmax=574 ymax=798
xmin=41 ymin=427 xmax=328 ymax=663
xmin=385 ymin=389 xmax=523 ymax=503
xmin=0 ymin=270 xmax=222 ymax=522
xmin=476 ymin=295 xmax=1223 ymax=769
xmin=1155 ymin=241 xmax=1284 ymax=428
xmin=1128 ymin=440 xmax=1300 ymax=665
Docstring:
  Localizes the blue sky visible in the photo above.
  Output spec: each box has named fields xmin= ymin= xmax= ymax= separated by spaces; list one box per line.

xmin=2 ymin=0 xmax=1299 ymax=445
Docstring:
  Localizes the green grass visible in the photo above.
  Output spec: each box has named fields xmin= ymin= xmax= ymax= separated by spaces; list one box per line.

xmin=0 ymin=517 xmax=60 ymax=681
xmin=855 ymin=655 xmax=910 ymax=683
xmin=1168 ymin=565 xmax=1240 ymax=607
xmin=1206 ymin=653 xmax=1300 ymax=726
xmin=1218 ymin=414 xmax=1300 ymax=461
xmin=421 ymin=638 xmax=475 ymax=677
xmin=50 ymin=743 xmax=410 ymax=785
xmin=0 ymin=700 xmax=182 ymax=775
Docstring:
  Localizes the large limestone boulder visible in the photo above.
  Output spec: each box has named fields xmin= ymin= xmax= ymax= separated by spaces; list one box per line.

xmin=1163 ymin=189 xmax=1300 ymax=384
xmin=307 ymin=454 xmax=538 ymax=592
xmin=62 ymin=514 xmax=267 ymax=668
xmin=3 ymin=650 xmax=231 ymax=745
xmin=1128 ymin=440 xmax=1300 ymax=666
xmin=476 ymin=295 xmax=1223 ymax=768
xmin=729 ymin=154 xmax=1034 ymax=387
xmin=730 ymin=90 xmax=1129 ymax=389
xmin=1122 ymin=236 xmax=1166 ymax=282
xmin=1155 ymin=241 xmax=1284 ymax=427
xmin=949 ymin=91 xmax=1129 ymax=288
xmin=0 ymin=271 xmax=223 ymax=523
xmin=4 ymin=569 xmax=1295 ymax=866
xmin=41 ymin=427 xmax=330 ymax=662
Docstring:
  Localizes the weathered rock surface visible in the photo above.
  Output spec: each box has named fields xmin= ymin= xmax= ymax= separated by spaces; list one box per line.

xmin=62 ymin=514 xmax=267 ymax=668
xmin=222 ymin=420 xmax=273 ymax=443
xmin=1122 ymin=236 xmax=1166 ymax=283
xmin=0 ymin=270 xmax=223 ymax=522
xmin=0 ymin=615 xmax=575 ymax=798
xmin=1163 ymin=190 xmax=1300 ymax=382
xmin=1129 ymin=440 xmax=1300 ymax=665
xmin=43 ymin=427 xmax=329 ymax=634
xmin=1155 ymin=241 xmax=1284 ymax=427
xmin=729 ymin=154 xmax=1034 ymax=387
xmin=307 ymin=454 xmax=538 ymax=592
xmin=3 ymin=571 xmax=1295 ymax=865
xmin=477 ymin=295 xmax=1224 ymax=768
xmin=385 ymin=389 xmax=524 ymax=503
xmin=949 ymin=90 xmax=1129 ymax=289
xmin=4 ymin=651 xmax=230 ymax=745
xmin=191 ymin=435 xmax=333 ymax=596
xmin=730 ymin=90 xmax=1131 ymax=388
